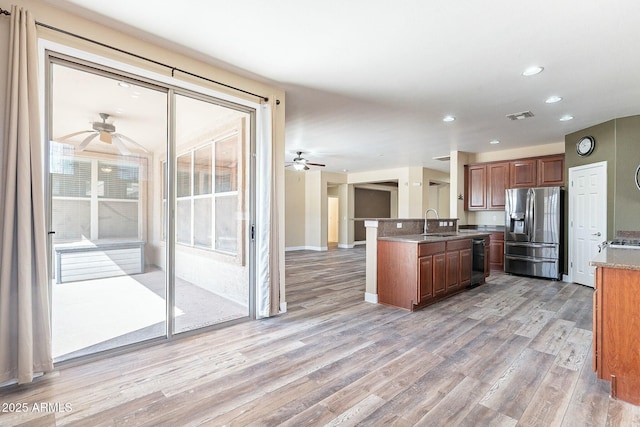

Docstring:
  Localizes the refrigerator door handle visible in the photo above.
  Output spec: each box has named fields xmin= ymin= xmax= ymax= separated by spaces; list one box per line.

xmin=529 ymin=189 xmax=535 ymax=241
xmin=524 ymin=189 xmax=532 ymax=240
xmin=505 ymin=255 xmax=554 ymax=263
xmin=506 ymin=242 xmax=557 ymax=249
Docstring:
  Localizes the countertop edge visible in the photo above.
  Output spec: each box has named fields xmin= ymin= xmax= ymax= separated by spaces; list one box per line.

xmin=590 ymin=247 xmax=640 ymax=271
xmin=379 ymin=232 xmax=491 ymax=243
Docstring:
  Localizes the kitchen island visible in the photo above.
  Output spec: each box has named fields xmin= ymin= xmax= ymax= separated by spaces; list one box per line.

xmin=590 ymin=247 xmax=640 ymax=406
xmin=377 ymin=231 xmax=490 ymax=311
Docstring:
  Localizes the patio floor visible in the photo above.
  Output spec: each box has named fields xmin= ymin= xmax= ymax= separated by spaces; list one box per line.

xmin=52 ymin=267 xmax=248 ymax=361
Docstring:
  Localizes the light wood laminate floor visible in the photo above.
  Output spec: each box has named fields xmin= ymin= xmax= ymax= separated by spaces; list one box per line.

xmin=1 ymin=247 xmax=639 ymax=426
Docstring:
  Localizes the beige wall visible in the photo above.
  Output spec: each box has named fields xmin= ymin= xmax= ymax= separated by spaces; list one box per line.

xmin=285 ymin=170 xmax=306 ymax=249
xmin=470 ymin=142 xmax=564 ymax=164
xmin=2 ymin=0 xmax=287 ymax=303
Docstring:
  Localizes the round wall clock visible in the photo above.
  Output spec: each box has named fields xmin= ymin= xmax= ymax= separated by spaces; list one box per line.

xmin=576 ymin=136 xmax=595 ymax=156
xmin=635 ymin=164 xmax=640 ymax=191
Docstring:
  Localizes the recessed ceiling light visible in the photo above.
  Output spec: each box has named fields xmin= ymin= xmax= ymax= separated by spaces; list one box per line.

xmin=443 ymin=115 xmax=456 ymax=122
xmin=489 ymin=140 xmax=500 ymax=145
xmin=545 ymin=95 xmax=563 ymax=104
xmin=522 ymin=66 xmax=544 ymax=76
xmin=118 ymin=81 xmax=130 ymax=88
xmin=559 ymin=115 xmax=574 ymax=121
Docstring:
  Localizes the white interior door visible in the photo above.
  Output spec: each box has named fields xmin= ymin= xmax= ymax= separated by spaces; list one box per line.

xmin=569 ymin=161 xmax=607 ymax=287
xmin=328 ymin=196 xmax=339 ymax=243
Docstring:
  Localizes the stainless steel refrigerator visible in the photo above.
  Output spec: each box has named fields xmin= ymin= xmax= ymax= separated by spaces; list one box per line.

xmin=504 ymin=186 xmax=562 ymax=279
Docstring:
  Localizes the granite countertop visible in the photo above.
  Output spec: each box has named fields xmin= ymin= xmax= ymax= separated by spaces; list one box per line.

xmin=379 ymin=231 xmax=491 ymax=243
xmin=590 ymin=247 xmax=640 ymax=271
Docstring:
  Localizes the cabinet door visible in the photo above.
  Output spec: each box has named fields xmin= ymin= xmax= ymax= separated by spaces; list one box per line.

xmin=418 ymin=255 xmax=433 ymax=303
xmin=433 ymin=253 xmax=446 ymax=296
xmin=459 ymin=248 xmax=472 ymax=287
xmin=489 ymin=232 xmax=504 ymax=271
xmin=487 ymin=162 xmax=509 ymax=210
xmin=484 ymin=236 xmax=491 ymax=277
xmin=446 ymin=250 xmax=460 ymax=292
xmin=538 ymin=155 xmax=564 ymax=186
xmin=510 ymin=159 xmax=537 ymax=188
xmin=466 ymin=164 xmax=487 ymax=210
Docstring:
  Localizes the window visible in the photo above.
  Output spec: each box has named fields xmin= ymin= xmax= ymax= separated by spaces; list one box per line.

xmin=174 ymin=133 xmax=239 ymax=254
xmin=50 ymin=141 xmax=145 ymax=243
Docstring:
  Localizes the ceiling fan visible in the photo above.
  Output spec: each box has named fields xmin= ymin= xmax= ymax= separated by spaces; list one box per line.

xmin=286 ymin=151 xmax=326 ymax=171
xmin=54 ymin=113 xmax=148 ymax=155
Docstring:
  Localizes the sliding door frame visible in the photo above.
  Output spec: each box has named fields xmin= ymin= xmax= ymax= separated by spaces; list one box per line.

xmin=43 ymin=45 xmax=257 ymax=365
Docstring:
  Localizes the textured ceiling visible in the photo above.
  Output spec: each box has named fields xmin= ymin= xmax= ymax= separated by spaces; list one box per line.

xmin=43 ymin=0 xmax=640 ymax=172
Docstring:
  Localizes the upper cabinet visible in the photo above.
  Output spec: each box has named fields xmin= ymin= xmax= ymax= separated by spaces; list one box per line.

xmin=537 ymin=155 xmax=565 ymax=186
xmin=465 ymin=164 xmax=487 ymax=210
xmin=465 ymin=154 xmax=564 ymax=211
xmin=509 ymin=158 xmax=537 ymax=188
xmin=487 ymin=162 xmax=510 ymax=210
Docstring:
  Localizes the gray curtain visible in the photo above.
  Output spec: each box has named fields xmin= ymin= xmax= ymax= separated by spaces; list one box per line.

xmin=0 ymin=5 xmax=53 ymax=385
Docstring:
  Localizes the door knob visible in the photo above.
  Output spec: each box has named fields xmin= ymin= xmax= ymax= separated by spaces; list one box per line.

xmin=592 ymin=232 xmax=601 ymax=237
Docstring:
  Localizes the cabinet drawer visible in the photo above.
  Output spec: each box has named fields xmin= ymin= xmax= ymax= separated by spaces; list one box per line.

xmin=446 ymin=239 xmax=471 ymax=251
xmin=419 ymin=242 xmax=446 ymax=256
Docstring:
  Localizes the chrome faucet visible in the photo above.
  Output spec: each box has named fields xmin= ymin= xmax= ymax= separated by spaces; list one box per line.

xmin=423 ymin=208 xmax=439 ymax=234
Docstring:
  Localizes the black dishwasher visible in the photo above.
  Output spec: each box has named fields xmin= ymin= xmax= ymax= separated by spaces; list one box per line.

xmin=470 ymin=238 xmax=485 ymax=287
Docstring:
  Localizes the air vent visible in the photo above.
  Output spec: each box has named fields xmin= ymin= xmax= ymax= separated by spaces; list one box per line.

xmin=432 ymin=155 xmax=451 ymax=161
xmin=506 ymin=111 xmax=535 ymax=121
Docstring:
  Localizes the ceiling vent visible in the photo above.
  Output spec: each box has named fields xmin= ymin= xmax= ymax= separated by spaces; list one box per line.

xmin=432 ymin=155 xmax=451 ymax=161
xmin=506 ymin=111 xmax=535 ymax=121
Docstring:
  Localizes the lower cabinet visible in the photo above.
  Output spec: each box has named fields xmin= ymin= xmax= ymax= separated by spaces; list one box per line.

xmin=593 ymin=266 xmax=640 ymax=405
xmin=378 ymin=238 xmax=478 ymax=311
xmin=489 ymin=232 xmax=504 ymax=272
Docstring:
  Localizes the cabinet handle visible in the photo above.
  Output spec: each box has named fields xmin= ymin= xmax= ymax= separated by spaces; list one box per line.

xmin=592 ymin=232 xmax=601 ymax=237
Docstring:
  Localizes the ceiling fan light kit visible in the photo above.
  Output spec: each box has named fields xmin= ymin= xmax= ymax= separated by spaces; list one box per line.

xmin=286 ymin=151 xmax=325 ymax=171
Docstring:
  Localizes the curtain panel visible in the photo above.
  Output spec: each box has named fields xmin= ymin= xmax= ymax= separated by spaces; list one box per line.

xmin=256 ymin=101 xmax=281 ymax=318
xmin=0 ymin=5 xmax=53 ymax=385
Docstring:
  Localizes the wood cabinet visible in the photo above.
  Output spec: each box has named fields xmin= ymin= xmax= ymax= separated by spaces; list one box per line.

xmin=465 ymin=155 xmax=564 ymax=210
xmin=489 ymin=232 xmax=504 ymax=272
xmin=537 ymin=154 xmax=565 ymax=186
xmin=509 ymin=158 xmax=537 ymax=188
xmin=465 ymin=162 xmax=508 ymax=211
xmin=465 ymin=164 xmax=487 ymax=210
xmin=593 ymin=266 xmax=640 ymax=405
xmin=377 ymin=238 xmax=478 ymax=311
xmin=483 ymin=235 xmax=491 ymax=277
xmin=487 ymin=162 xmax=509 ymax=210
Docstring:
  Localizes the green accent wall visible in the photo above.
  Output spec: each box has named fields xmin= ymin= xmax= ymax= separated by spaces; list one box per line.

xmin=564 ymin=115 xmax=640 ymax=273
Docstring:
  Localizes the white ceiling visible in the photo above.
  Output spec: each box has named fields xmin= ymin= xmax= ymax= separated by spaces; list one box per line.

xmin=43 ymin=0 xmax=640 ymax=172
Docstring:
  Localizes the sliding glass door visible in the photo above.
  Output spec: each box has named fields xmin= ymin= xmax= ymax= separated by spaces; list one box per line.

xmin=173 ymin=93 xmax=251 ymax=333
xmin=47 ymin=56 xmax=254 ymax=362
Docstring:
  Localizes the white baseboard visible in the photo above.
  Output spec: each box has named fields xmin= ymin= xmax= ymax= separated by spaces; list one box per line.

xmin=285 ymin=246 xmax=307 ymax=252
xmin=354 ymin=241 xmax=366 ymax=246
xmin=364 ymin=292 xmax=378 ymax=304
xmin=338 ymin=243 xmax=355 ymax=249
xmin=279 ymin=302 xmax=287 ymax=313
xmin=285 ymin=246 xmax=328 ymax=252
xmin=562 ymin=274 xmax=570 ymax=282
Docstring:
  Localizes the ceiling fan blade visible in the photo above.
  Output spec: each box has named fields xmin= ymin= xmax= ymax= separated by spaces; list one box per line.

xmin=77 ymin=133 xmax=99 ymax=151
xmin=114 ymin=133 xmax=149 ymax=153
xmin=306 ymin=162 xmax=326 ymax=167
xmin=111 ymin=135 xmax=132 ymax=156
xmin=54 ymin=130 xmax=93 ymax=142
